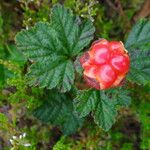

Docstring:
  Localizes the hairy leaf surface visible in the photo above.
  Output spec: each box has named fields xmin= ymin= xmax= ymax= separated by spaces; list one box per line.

xmin=93 ymin=91 xmax=117 ymax=131
xmin=74 ymin=89 xmax=98 ymax=118
xmin=16 ymin=4 xmax=95 ymax=92
xmin=125 ymin=19 xmax=150 ymax=50
xmin=74 ymin=88 xmax=131 ymax=131
xmin=128 ymin=50 xmax=150 ymax=85
xmin=125 ymin=19 xmax=150 ymax=85
xmin=33 ymin=90 xmax=83 ymax=135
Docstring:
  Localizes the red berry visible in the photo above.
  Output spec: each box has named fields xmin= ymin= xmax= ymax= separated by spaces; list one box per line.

xmin=84 ymin=65 xmax=97 ymax=78
xmin=89 ymin=45 xmax=110 ymax=65
xmin=110 ymin=54 xmax=130 ymax=74
xmin=96 ymin=65 xmax=117 ymax=89
xmin=109 ymin=41 xmax=124 ymax=54
xmin=80 ymin=39 xmax=130 ymax=90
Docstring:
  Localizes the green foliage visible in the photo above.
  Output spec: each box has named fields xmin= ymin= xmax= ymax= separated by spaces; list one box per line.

xmin=6 ymin=76 xmax=42 ymax=110
xmin=107 ymin=88 xmax=131 ymax=107
xmin=74 ymin=89 xmax=98 ymax=118
xmin=53 ymin=136 xmax=71 ymax=150
xmin=121 ymin=143 xmax=133 ymax=150
xmin=0 ymin=63 xmax=14 ymax=88
xmin=125 ymin=19 xmax=150 ymax=50
xmin=33 ymin=90 xmax=83 ymax=135
xmin=125 ymin=19 xmax=150 ymax=85
xmin=93 ymin=91 xmax=117 ymax=131
xmin=6 ymin=45 xmax=26 ymax=67
xmin=94 ymin=5 xmax=113 ymax=39
xmin=20 ymin=0 xmax=51 ymax=28
xmin=0 ymin=15 xmax=25 ymax=88
xmin=127 ymin=49 xmax=150 ymax=85
xmin=16 ymin=4 xmax=95 ymax=92
xmin=0 ymin=113 xmax=8 ymax=130
xmin=139 ymin=101 xmax=150 ymax=149
xmin=0 ymin=1 xmax=150 ymax=149
xmin=64 ymin=0 xmax=98 ymax=21
xmin=0 ymin=15 xmax=3 ymax=33
xmin=74 ymin=88 xmax=131 ymax=131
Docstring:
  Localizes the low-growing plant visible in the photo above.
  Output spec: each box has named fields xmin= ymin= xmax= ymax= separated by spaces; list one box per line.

xmin=0 ymin=1 xmax=150 ymax=149
xmin=15 ymin=4 xmax=150 ymax=134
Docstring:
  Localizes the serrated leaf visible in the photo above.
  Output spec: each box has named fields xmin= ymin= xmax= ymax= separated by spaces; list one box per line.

xmin=125 ymin=19 xmax=150 ymax=50
xmin=127 ymin=50 xmax=150 ymax=85
xmin=74 ymin=88 xmax=131 ymax=131
xmin=51 ymin=4 xmax=95 ymax=56
xmin=16 ymin=4 xmax=95 ymax=92
xmin=125 ymin=19 xmax=150 ymax=85
xmin=33 ymin=90 xmax=83 ymax=135
xmin=93 ymin=91 xmax=117 ymax=131
xmin=106 ymin=88 xmax=131 ymax=107
xmin=74 ymin=89 xmax=98 ymax=118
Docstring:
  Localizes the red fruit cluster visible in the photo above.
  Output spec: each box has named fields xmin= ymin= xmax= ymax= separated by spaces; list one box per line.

xmin=80 ymin=39 xmax=130 ymax=90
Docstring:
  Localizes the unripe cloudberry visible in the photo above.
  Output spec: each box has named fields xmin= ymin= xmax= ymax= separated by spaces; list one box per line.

xmin=80 ymin=39 xmax=130 ymax=90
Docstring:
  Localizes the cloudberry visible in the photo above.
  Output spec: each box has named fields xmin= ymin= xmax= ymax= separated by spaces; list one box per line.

xmin=80 ymin=39 xmax=130 ymax=90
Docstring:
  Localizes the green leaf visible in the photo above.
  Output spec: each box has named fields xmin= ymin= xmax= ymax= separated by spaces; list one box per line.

xmin=74 ymin=89 xmax=98 ymax=118
xmin=16 ymin=4 xmax=95 ymax=92
xmin=6 ymin=44 xmax=26 ymax=67
xmin=0 ymin=45 xmax=21 ymax=87
xmin=93 ymin=91 xmax=117 ymax=131
xmin=0 ymin=113 xmax=8 ymax=130
xmin=106 ymin=88 xmax=131 ymax=107
xmin=125 ymin=19 xmax=150 ymax=85
xmin=53 ymin=136 xmax=71 ymax=150
xmin=74 ymin=88 xmax=131 ymax=131
xmin=33 ymin=90 xmax=83 ymax=135
xmin=125 ymin=19 xmax=150 ymax=50
xmin=51 ymin=4 xmax=95 ymax=56
xmin=127 ymin=50 xmax=150 ymax=85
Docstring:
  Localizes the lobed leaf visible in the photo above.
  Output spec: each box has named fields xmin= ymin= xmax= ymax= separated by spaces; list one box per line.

xmin=16 ymin=4 xmax=95 ymax=92
xmin=74 ymin=89 xmax=98 ymax=118
xmin=93 ymin=91 xmax=117 ymax=131
xmin=127 ymin=50 xmax=150 ymax=85
xmin=125 ymin=19 xmax=150 ymax=85
xmin=74 ymin=88 xmax=131 ymax=131
xmin=51 ymin=4 xmax=95 ymax=56
xmin=106 ymin=88 xmax=131 ymax=107
xmin=33 ymin=90 xmax=83 ymax=135
xmin=125 ymin=19 xmax=150 ymax=50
